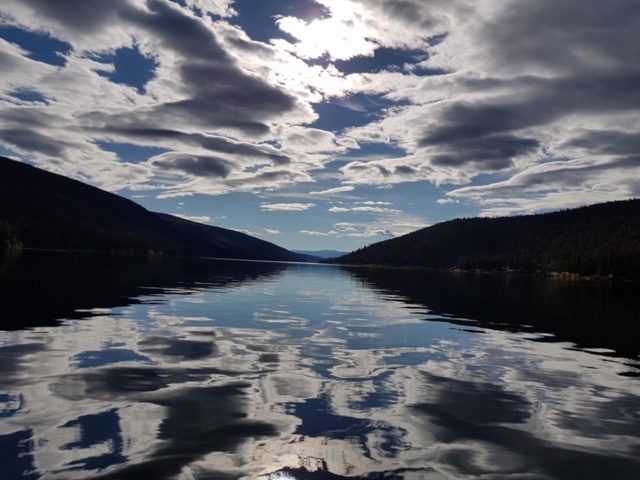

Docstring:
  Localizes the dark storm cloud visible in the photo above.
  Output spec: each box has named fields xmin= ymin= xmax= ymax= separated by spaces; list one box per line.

xmin=430 ymin=134 xmax=539 ymax=170
xmin=563 ymin=131 xmax=640 ymax=156
xmin=421 ymin=102 xmax=539 ymax=145
xmin=12 ymin=0 xmax=130 ymax=33
xmin=0 ymin=106 xmax=72 ymax=162
xmin=153 ymin=154 xmax=236 ymax=178
xmin=225 ymin=168 xmax=311 ymax=189
xmin=359 ymin=0 xmax=449 ymax=32
xmin=14 ymin=0 xmax=229 ymax=61
xmin=195 ymin=134 xmax=290 ymax=165
xmin=343 ymin=162 xmax=423 ymax=179
xmin=13 ymin=0 xmax=224 ymax=61
xmin=81 ymin=57 xmax=299 ymax=139
xmin=0 ymin=107 xmax=66 ymax=130
xmin=127 ymin=0 xmax=230 ymax=61
xmin=394 ymin=165 xmax=417 ymax=175
xmin=132 ymin=2 xmax=300 ymax=131
xmin=481 ymin=0 xmax=640 ymax=73
xmin=103 ymin=128 xmax=290 ymax=164
xmin=346 ymin=163 xmax=391 ymax=177
xmin=525 ymin=157 xmax=640 ymax=189
xmin=419 ymin=70 xmax=640 ymax=170
xmin=0 ymin=128 xmax=66 ymax=156
xmin=163 ymin=61 xmax=299 ymax=130
xmin=226 ymin=35 xmax=277 ymax=57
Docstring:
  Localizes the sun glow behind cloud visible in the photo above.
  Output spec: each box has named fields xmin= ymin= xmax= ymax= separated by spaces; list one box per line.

xmin=276 ymin=1 xmax=378 ymax=61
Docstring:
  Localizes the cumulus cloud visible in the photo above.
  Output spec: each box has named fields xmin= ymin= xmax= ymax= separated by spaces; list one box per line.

xmin=233 ymin=228 xmax=263 ymax=237
xmin=152 ymin=153 xmax=237 ymax=178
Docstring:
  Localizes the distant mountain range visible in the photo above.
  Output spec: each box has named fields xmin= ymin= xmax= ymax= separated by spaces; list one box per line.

xmin=0 ymin=156 xmax=304 ymax=262
xmin=292 ymin=249 xmax=347 ymax=260
xmin=336 ymin=200 xmax=640 ymax=278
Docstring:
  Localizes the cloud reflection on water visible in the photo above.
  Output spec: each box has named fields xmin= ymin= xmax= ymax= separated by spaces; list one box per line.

xmin=0 ymin=255 xmax=639 ymax=479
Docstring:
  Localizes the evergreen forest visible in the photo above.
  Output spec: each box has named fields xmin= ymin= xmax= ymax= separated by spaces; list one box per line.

xmin=337 ymin=199 xmax=640 ymax=278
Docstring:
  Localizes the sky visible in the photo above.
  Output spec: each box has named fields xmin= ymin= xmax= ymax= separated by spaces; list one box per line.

xmin=0 ymin=0 xmax=639 ymax=252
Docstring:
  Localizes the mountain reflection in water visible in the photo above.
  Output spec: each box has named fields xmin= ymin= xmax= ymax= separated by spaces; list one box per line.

xmin=1 ymin=251 xmax=639 ymax=479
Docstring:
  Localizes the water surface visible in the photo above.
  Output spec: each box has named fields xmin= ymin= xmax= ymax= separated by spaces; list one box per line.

xmin=1 ymin=251 xmax=639 ymax=479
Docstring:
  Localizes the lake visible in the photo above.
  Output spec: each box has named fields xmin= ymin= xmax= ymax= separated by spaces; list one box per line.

xmin=1 ymin=251 xmax=639 ymax=480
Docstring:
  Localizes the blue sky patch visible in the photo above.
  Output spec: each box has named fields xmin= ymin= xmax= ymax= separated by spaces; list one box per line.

xmin=310 ymin=101 xmax=371 ymax=131
xmin=0 ymin=25 xmax=71 ymax=66
xmin=353 ymin=142 xmax=406 ymax=157
xmin=310 ymin=93 xmax=402 ymax=132
xmin=334 ymin=47 xmax=426 ymax=74
xmin=0 ymin=145 xmax=20 ymax=159
xmin=72 ymin=348 xmax=152 ymax=369
xmin=8 ymin=89 xmax=48 ymax=104
xmin=93 ymin=47 xmax=158 ymax=93
xmin=231 ymin=0 xmax=328 ymax=43
xmin=97 ymin=141 xmax=168 ymax=163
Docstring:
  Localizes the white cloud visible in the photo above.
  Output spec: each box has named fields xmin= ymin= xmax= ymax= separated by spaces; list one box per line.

xmin=310 ymin=186 xmax=356 ymax=195
xmin=184 ymin=0 xmax=237 ymax=18
xmin=261 ymin=202 xmax=316 ymax=212
xmin=234 ymin=228 xmax=263 ymax=236
xmin=171 ymin=213 xmax=212 ymax=223
xmin=300 ymin=230 xmax=333 ymax=236
xmin=265 ymin=228 xmax=281 ymax=234
xmin=329 ymin=206 xmax=400 ymax=214
xmin=302 ymin=215 xmax=427 ymax=240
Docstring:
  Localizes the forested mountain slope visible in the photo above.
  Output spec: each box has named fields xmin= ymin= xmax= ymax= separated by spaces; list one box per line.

xmin=337 ymin=200 xmax=640 ymax=277
xmin=0 ymin=156 xmax=303 ymax=261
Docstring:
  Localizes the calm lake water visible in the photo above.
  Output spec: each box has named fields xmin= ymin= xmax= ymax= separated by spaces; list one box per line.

xmin=1 ymin=251 xmax=639 ymax=480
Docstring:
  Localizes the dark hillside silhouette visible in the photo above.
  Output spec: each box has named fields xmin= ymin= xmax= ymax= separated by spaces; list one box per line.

xmin=336 ymin=200 xmax=640 ymax=278
xmin=0 ymin=156 xmax=303 ymax=261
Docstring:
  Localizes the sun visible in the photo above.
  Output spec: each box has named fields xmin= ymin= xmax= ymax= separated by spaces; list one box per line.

xmin=275 ymin=1 xmax=378 ymax=61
